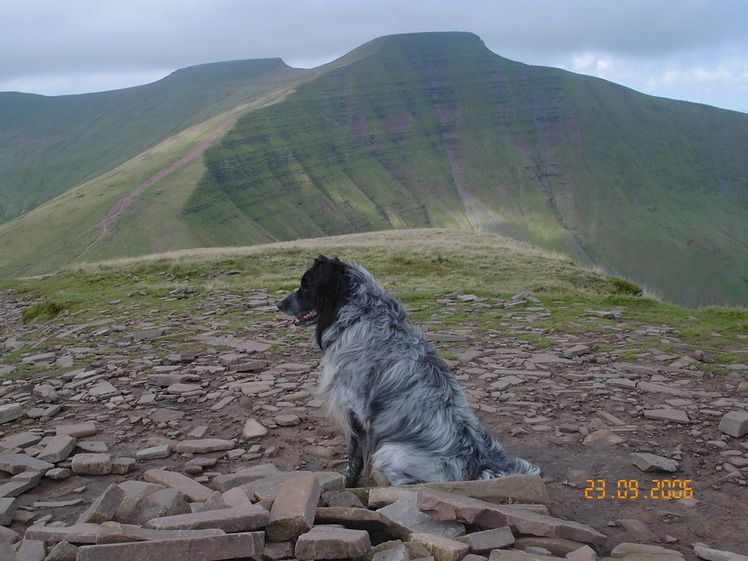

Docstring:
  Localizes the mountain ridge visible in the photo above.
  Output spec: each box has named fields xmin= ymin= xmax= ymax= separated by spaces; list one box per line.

xmin=0 ymin=31 xmax=746 ymax=307
xmin=0 ymin=58 xmax=306 ymax=223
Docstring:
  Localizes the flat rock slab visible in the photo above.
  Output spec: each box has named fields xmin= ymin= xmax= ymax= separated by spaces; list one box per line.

xmin=410 ymin=532 xmax=470 ymax=561
xmin=56 ymin=422 xmax=98 ymax=438
xmin=167 ymin=383 xmax=202 ymax=394
xmin=583 ymin=430 xmax=627 ymax=448
xmin=643 ymin=409 xmax=691 ymax=424
xmin=315 ymin=506 xmax=392 ymax=533
xmin=37 ymin=435 xmax=77 ymax=463
xmin=295 ymin=526 xmax=371 ymax=560
xmin=136 ymin=445 xmax=171 ymax=461
xmin=0 ymin=471 xmax=42 ymax=497
xmin=0 ymin=454 xmax=54 ymax=475
xmin=637 ymin=382 xmax=691 ymax=398
xmin=174 ymin=439 xmax=235 ymax=453
xmin=233 ymin=360 xmax=269 ymax=372
xmin=0 ymin=497 xmax=18 ymax=525
xmin=371 ymin=543 xmax=410 ymax=561
xmin=266 ymin=473 xmax=320 ymax=541
xmin=0 ymin=431 xmax=42 ymax=449
xmin=494 ymin=505 xmax=607 ymax=545
xmin=246 ymin=471 xmax=344 ymax=502
xmin=17 ymin=538 xmax=46 ymax=560
xmin=25 ymin=522 xmax=225 ymax=544
xmin=149 ymin=409 xmax=185 ymax=423
xmin=144 ymin=468 xmax=214 ymax=502
xmin=89 ymin=381 xmax=119 ymax=397
xmin=72 ymin=439 xmax=107 ymax=453
xmin=213 ymin=464 xmax=280 ymax=492
xmin=118 ymin=487 xmax=190 ymax=525
xmin=718 ymin=410 xmax=748 ymax=437
xmin=377 ymin=492 xmax=464 ymax=540
xmin=367 ymin=474 xmax=549 ymax=508
xmin=146 ymin=505 xmax=270 ymax=532
xmin=148 ymin=373 xmax=200 ymax=387
xmin=239 ymin=381 xmax=274 ymax=396
xmin=489 ymin=550 xmax=568 ymax=561
xmin=21 ymin=352 xmax=57 ymax=363
xmin=630 ymin=452 xmax=679 ymax=473
xmin=566 ymin=545 xmax=598 ymax=561
xmin=416 ymin=487 xmax=508 ymax=528
xmin=72 ymin=453 xmax=112 ymax=475
xmin=564 ymin=345 xmax=591 ymax=359
xmin=275 ymin=414 xmax=302 ymax=426
xmin=76 ymin=531 xmax=263 ymax=561
xmin=82 ymin=484 xmax=125 ymax=523
xmin=132 ymin=329 xmax=167 ymax=341
xmin=242 ymin=418 xmax=270 ymax=439
xmin=608 ymin=542 xmax=685 ymax=561
xmin=189 ymin=334 xmax=271 ymax=353
xmin=426 ymin=332 xmax=472 ymax=342
xmin=0 ymin=403 xmax=23 ymax=424
xmin=457 ymin=527 xmax=515 ymax=553
xmin=693 ymin=544 xmax=748 ymax=561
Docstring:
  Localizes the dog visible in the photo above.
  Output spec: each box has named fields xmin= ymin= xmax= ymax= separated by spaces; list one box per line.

xmin=277 ymin=255 xmax=540 ymax=486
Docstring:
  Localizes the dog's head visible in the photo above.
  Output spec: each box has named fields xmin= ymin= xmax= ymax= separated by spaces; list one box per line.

xmin=277 ymin=255 xmax=351 ymax=347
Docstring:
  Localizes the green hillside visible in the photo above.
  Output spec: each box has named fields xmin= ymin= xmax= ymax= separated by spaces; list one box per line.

xmin=0 ymin=32 xmax=746 ymax=307
xmin=187 ymin=32 xmax=748 ymax=306
xmin=0 ymin=59 xmax=304 ymax=223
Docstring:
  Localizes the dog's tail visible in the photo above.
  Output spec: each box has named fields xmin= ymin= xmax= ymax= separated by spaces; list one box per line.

xmin=506 ymin=455 xmax=541 ymax=476
xmin=478 ymin=455 xmax=541 ymax=479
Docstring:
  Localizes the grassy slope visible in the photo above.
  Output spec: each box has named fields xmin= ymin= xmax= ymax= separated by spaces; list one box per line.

xmin=4 ymin=230 xmax=745 ymax=380
xmin=0 ymin=59 xmax=305 ymax=223
xmin=0 ymin=79 xmax=309 ymax=276
xmin=0 ymin=114 xmax=227 ymax=276
xmin=555 ymin=75 xmax=748 ymax=306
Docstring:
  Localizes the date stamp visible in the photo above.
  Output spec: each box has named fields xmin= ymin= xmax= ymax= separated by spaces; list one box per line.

xmin=584 ymin=479 xmax=694 ymax=500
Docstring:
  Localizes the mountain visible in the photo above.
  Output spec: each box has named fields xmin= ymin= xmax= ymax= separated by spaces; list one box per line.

xmin=0 ymin=59 xmax=304 ymax=223
xmin=0 ymin=32 xmax=746 ymax=307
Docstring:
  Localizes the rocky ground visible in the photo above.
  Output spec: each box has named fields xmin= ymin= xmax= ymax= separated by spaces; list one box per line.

xmin=0 ymin=286 xmax=747 ymax=560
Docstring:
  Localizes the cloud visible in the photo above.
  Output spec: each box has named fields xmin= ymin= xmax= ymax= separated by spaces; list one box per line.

xmin=1 ymin=0 xmax=747 ymax=112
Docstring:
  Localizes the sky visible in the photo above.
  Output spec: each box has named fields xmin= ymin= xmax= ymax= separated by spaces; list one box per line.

xmin=1 ymin=0 xmax=747 ymax=114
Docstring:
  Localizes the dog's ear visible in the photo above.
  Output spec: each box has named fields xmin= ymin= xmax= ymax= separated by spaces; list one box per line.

xmin=311 ymin=256 xmax=350 ymax=349
xmin=312 ymin=257 xmax=348 ymax=302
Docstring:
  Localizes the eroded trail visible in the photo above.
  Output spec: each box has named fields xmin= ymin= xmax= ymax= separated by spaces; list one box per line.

xmin=11 ymin=115 xmax=239 ymax=276
xmin=82 ymin=115 xmax=239 ymax=252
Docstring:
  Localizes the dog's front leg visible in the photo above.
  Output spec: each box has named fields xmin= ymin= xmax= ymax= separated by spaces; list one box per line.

xmin=345 ymin=412 xmax=366 ymax=487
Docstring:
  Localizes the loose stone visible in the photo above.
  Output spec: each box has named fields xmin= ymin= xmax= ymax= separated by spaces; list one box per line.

xmin=630 ymin=452 xmax=680 ymax=473
xmin=718 ymin=410 xmax=748 ymax=437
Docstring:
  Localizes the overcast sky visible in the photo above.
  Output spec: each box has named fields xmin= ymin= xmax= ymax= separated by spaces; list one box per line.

xmin=1 ymin=0 xmax=747 ymax=114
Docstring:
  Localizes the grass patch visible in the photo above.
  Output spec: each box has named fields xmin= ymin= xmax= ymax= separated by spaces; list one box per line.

xmin=21 ymin=298 xmax=70 ymax=323
xmin=610 ymin=277 xmax=643 ymax=296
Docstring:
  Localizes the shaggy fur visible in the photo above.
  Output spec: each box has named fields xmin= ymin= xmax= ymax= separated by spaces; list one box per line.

xmin=278 ymin=255 xmax=540 ymax=486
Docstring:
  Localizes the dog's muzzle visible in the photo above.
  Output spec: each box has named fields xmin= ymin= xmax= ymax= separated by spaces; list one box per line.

xmin=278 ymin=293 xmax=318 ymax=326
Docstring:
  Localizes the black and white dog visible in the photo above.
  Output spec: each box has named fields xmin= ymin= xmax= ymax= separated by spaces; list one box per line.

xmin=278 ymin=255 xmax=540 ymax=487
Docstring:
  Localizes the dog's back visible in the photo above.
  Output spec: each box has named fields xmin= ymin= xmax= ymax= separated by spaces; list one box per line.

xmin=317 ymin=263 xmax=540 ymax=485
